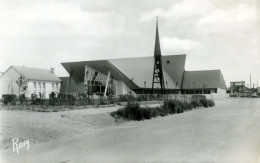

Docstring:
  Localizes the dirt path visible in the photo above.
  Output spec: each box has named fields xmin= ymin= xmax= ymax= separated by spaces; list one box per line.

xmin=0 ymin=106 xmax=123 ymax=150
xmin=2 ymin=98 xmax=260 ymax=162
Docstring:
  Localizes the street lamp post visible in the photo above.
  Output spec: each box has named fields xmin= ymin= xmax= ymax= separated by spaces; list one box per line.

xmin=144 ymin=81 xmax=146 ymax=95
xmin=194 ymin=82 xmax=195 ymax=95
xmin=188 ymin=82 xmax=190 ymax=101
xmin=203 ymin=83 xmax=205 ymax=94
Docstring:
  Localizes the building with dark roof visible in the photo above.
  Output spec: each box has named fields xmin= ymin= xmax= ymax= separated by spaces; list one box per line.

xmin=0 ymin=66 xmax=61 ymax=98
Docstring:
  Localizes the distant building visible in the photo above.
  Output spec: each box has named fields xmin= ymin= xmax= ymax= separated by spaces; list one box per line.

xmin=230 ymin=81 xmax=252 ymax=97
xmin=0 ymin=66 xmax=61 ymax=98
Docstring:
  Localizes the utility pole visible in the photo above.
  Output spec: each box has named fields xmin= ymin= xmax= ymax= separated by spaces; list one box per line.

xmin=250 ymin=74 xmax=251 ymax=89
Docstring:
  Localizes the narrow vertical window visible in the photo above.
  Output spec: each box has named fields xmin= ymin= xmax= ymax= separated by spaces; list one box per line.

xmin=34 ymin=82 xmax=37 ymax=91
xmin=38 ymin=82 xmax=41 ymax=91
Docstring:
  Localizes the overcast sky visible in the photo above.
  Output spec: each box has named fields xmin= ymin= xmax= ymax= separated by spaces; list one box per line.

xmin=0 ymin=0 xmax=259 ymax=87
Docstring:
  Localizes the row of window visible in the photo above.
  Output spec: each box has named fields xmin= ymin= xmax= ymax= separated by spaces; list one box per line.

xmin=33 ymin=82 xmax=59 ymax=91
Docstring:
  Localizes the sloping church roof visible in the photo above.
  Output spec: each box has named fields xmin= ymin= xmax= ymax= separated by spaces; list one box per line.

xmin=182 ymin=70 xmax=227 ymax=89
xmin=109 ymin=55 xmax=186 ymax=88
xmin=59 ymin=77 xmax=84 ymax=93
xmin=61 ymin=54 xmax=186 ymax=89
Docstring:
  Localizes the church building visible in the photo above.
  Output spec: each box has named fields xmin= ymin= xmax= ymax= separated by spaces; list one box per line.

xmin=60 ymin=20 xmax=227 ymax=100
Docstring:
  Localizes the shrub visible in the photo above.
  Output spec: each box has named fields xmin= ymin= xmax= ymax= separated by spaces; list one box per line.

xmin=49 ymin=98 xmax=57 ymax=106
xmin=31 ymin=93 xmax=45 ymax=105
xmin=67 ymin=94 xmax=76 ymax=105
xmin=111 ymin=102 xmax=152 ymax=121
xmin=107 ymin=95 xmax=117 ymax=104
xmin=136 ymin=94 xmax=149 ymax=101
xmin=175 ymin=102 xmax=183 ymax=113
xmin=164 ymin=100 xmax=184 ymax=114
xmin=142 ymin=109 xmax=152 ymax=119
xmin=199 ymin=98 xmax=208 ymax=108
xmin=186 ymin=102 xmax=194 ymax=110
xmin=49 ymin=93 xmax=77 ymax=106
xmin=2 ymin=94 xmax=16 ymax=105
xmin=150 ymin=107 xmax=160 ymax=118
xmin=39 ymin=105 xmax=48 ymax=112
xmin=111 ymin=102 xmax=168 ymax=121
xmin=86 ymin=97 xmax=95 ymax=105
xmin=126 ymin=102 xmax=142 ymax=120
xmin=191 ymin=100 xmax=203 ymax=108
xmin=118 ymin=94 xmax=134 ymax=102
xmin=208 ymin=99 xmax=215 ymax=107
xmin=181 ymin=102 xmax=188 ymax=112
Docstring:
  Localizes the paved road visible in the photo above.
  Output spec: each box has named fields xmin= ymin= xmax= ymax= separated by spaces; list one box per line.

xmin=2 ymin=98 xmax=260 ymax=162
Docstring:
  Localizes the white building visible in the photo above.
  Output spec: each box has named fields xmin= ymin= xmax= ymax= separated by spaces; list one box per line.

xmin=0 ymin=66 xmax=61 ymax=99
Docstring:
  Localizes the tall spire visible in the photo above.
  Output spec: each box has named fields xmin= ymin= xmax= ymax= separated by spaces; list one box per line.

xmin=154 ymin=17 xmax=161 ymax=57
xmin=152 ymin=17 xmax=165 ymax=95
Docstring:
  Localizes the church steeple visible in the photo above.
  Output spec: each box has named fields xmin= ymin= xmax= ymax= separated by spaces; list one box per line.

xmin=152 ymin=17 xmax=165 ymax=95
xmin=154 ymin=17 xmax=161 ymax=57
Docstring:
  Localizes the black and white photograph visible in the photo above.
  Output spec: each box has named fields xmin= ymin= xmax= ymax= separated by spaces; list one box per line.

xmin=0 ymin=0 xmax=260 ymax=162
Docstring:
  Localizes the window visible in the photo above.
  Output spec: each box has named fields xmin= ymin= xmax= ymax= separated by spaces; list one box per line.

xmin=43 ymin=82 xmax=46 ymax=90
xmin=52 ymin=83 xmax=54 ymax=90
xmin=34 ymin=82 xmax=37 ymax=91
xmin=56 ymin=83 xmax=59 ymax=91
xmin=38 ymin=82 xmax=41 ymax=90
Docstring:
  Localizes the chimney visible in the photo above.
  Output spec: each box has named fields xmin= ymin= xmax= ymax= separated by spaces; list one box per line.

xmin=51 ymin=68 xmax=54 ymax=74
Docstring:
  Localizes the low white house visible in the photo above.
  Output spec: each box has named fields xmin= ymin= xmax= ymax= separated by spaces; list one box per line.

xmin=0 ymin=66 xmax=61 ymax=99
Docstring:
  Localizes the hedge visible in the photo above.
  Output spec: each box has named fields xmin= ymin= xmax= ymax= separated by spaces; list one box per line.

xmin=111 ymin=99 xmax=215 ymax=121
